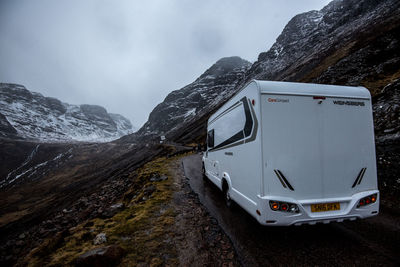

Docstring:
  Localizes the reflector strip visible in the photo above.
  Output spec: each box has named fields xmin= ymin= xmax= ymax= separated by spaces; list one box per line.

xmin=352 ymin=168 xmax=367 ymax=188
xmin=352 ymin=169 xmax=363 ymax=188
xmin=357 ymin=168 xmax=367 ymax=185
xmin=274 ymin=170 xmax=287 ymax=188
xmin=274 ymin=169 xmax=294 ymax=191
xmin=277 ymin=170 xmax=294 ymax=191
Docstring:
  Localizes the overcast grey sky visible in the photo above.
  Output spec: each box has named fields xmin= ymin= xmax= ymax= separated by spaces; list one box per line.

xmin=0 ymin=0 xmax=331 ymax=128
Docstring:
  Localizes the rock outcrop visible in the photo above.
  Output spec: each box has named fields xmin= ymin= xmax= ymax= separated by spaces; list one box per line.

xmin=373 ymin=79 xmax=400 ymax=143
xmin=0 ymin=112 xmax=18 ymax=139
xmin=75 ymin=245 xmax=125 ymax=267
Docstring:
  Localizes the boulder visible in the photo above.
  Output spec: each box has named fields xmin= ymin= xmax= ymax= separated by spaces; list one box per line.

xmin=93 ymin=233 xmax=107 ymax=245
xmin=75 ymin=245 xmax=125 ymax=267
xmin=150 ymin=174 xmax=168 ymax=182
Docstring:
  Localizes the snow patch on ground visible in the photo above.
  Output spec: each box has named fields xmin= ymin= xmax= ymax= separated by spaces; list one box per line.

xmin=0 ymin=147 xmax=74 ymax=188
xmin=184 ymin=108 xmax=196 ymax=118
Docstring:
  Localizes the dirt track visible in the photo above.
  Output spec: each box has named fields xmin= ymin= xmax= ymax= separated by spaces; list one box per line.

xmin=182 ymin=154 xmax=400 ymax=266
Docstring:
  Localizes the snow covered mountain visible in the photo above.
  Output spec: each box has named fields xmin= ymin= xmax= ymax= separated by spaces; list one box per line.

xmin=242 ymin=0 xmax=400 ymax=95
xmin=242 ymin=0 xmax=400 ymax=144
xmin=0 ymin=83 xmax=133 ymax=142
xmin=129 ymin=56 xmax=251 ymax=140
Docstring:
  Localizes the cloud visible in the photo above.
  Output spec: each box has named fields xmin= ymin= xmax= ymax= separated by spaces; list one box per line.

xmin=0 ymin=0 xmax=331 ymax=128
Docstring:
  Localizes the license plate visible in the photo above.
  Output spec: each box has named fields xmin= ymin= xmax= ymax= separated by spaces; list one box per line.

xmin=311 ymin=202 xmax=340 ymax=212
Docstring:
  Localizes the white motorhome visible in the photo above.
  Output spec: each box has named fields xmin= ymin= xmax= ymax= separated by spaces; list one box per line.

xmin=202 ymin=80 xmax=379 ymax=226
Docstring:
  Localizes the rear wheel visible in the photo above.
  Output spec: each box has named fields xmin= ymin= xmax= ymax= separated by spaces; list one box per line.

xmin=222 ymin=181 xmax=232 ymax=208
xmin=224 ymin=188 xmax=232 ymax=208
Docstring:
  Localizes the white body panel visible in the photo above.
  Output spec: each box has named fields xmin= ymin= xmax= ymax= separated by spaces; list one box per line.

xmin=203 ymin=80 xmax=379 ymax=226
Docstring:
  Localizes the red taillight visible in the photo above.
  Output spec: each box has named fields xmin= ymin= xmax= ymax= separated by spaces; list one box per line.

xmin=269 ymin=201 xmax=299 ymax=213
xmin=358 ymin=194 xmax=377 ymax=208
xmin=252 ymin=99 xmax=255 ymax=106
xmin=313 ymin=96 xmax=326 ymax=100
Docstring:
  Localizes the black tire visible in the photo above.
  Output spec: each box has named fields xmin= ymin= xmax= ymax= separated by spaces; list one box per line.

xmin=224 ymin=186 xmax=232 ymax=208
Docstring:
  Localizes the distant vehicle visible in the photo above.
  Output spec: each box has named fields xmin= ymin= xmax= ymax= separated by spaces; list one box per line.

xmin=160 ymin=135 xmax=166 ymax=144
xmin=202 ymin=80 xmax=379 ymax=226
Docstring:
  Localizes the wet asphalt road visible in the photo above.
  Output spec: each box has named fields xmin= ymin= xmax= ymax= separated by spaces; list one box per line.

xmin=182 ymin=154 xmax=399 ymax=266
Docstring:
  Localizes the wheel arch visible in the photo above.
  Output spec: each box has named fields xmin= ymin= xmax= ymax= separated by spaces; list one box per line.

xmin=221 ymin=172 xmax=232 ymax=192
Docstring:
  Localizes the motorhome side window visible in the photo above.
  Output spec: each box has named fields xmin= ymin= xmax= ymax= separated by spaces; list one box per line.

xmin=210 ymin=103 xmax=246 ymax=148
xmin=207 ymin=129 xmax=214 ymax=148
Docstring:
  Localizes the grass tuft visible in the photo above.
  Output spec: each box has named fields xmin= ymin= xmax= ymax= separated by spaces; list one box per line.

xmin=24 ymin=155 xmax=187 ymax=266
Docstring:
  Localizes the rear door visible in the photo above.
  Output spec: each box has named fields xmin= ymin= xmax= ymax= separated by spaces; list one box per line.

xmin=262 ymin=94 xmax=322 ymax=199
xmin=321 ymin=97 xmax=376 ymax=197
xmin=261 ymin=94 xmax=376 ymax=200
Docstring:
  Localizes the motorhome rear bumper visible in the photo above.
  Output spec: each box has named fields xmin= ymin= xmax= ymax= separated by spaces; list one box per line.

xmin=257 ymin=190 xmax=379 ymax=226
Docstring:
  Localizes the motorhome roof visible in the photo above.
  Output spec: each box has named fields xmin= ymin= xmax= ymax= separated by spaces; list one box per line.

xmin=253 ymin=80 xmax=370 ymax=99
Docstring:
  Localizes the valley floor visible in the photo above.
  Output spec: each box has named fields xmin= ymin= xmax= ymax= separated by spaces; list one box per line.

xmin=4 ymin=153 xmax=239 ymax=266
xmin=1 ymin=150 xmax=399 ymax=266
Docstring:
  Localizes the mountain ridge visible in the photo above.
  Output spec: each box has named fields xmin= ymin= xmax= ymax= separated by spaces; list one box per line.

xmin=243 ymin=0 xmax=400 ymax=94
xmin=0 ymin=83 xmax=133 ymax=142
xmin=120 ymin=56 xmax=251 ymax=143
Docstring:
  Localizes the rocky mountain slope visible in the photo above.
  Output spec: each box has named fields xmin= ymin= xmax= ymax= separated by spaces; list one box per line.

xmin=0 ymin=113 xmax=18 ymax=139
xmin=373 ymin=79 xmax=400 ymax=142
xmin=239 ymin=0 xmax=400 ymax=146
xmin=122 ymin=57 xmax=250 ymax=142
xmin=243 ymin=0 xmax=400 ymax=94
xmin=0 ymin=83 xmax=133 ymax=142
xmin=0 ymin=140 xmax=175 ymax=265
